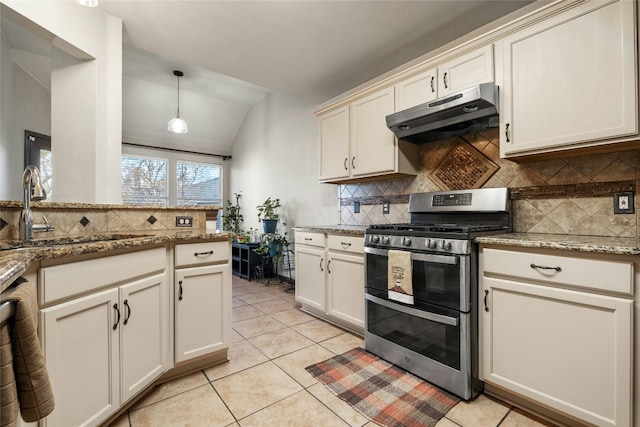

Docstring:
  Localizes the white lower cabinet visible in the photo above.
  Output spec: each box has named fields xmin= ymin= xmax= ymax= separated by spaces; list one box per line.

xmin=295 ymin=232 xmax=364 ymax=332
xmin=295 ymin=244 xmax=326 ymax=312
xmin=174 ymin=264 xmax=230 ymax=363
xmin=326 ymin=250 xmax=364 ymax=329
xmin=41 ymin=288 xmax=120 ymax=427
xmin=480 ymin=246 xmax=634 ymax=427
xmin=39 ymin=247 xmax=168 ymax=427
xmin=174 ymin=241 xmax=231 ymax=364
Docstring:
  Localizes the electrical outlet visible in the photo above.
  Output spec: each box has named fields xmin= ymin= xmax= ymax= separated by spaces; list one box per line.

xmin=176 ymin=216 xmax=193 ymax=227
xmin=613 ymin=191 xmax=634 ymax=214
xmin=353 ymin=201 xmax=360 ymax=213
xmin=382 ymin=202 xmax=390 ymax=214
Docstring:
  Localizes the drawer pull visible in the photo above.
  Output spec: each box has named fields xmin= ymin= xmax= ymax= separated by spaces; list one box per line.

xmin=530 ymin=263 xmax=561 ymax=272
xmin=113 ymin=303 xmax=120 ymax=330
xmin=340 ymin=242 xmax=352 ymax=247
xmin=194 ymin=250 xmax=214 ymax=256
xmin=484 ymin=290 xmax=489 ymax=312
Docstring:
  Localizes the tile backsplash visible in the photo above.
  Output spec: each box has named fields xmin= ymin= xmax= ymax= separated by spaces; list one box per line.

xmin=0 ymin=203 xmax=213 ymax=240
xmin=339 ymin=129 xmax=639 ymax=238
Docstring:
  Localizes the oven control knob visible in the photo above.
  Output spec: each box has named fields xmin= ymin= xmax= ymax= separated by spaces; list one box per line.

xmin=381 ymin=236 xmax=390 ymax=245
xmin=427 ymin=238 xmax=438 ymax=249
xmin=439 ymin=240 xmax=452 ymax=251
xmin=370 ymin=235 xmax=380 ymax=244
xmin=401 ymin=237 xmax=412 ymax=246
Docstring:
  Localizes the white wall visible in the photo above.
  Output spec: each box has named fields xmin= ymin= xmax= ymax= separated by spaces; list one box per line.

xmin=122 ymin=76 xmax=250 ymax=157
xmin=230 ymin=92 xmax=338 ymax=238
xmin=2 ymin=1 xmax=122 ymax=203
xmin=0 ymin=32 xmax=51 ymax=201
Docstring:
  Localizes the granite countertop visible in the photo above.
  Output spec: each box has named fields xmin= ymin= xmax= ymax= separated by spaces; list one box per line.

xmin=0 ymin=200 xmax=222 ymax=210
xmin=293 ymin=225 xmax=366 ymax=236
xmin=0 ymin=230 xmax=234 ymax=293
xmin=476 ymin=233 xmax=640 ymax=256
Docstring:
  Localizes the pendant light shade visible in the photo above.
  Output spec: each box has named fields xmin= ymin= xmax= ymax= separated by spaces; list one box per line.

xmin=76 ymin=0 xmax=99 ymax=6
xmin=168 ymin=70 xmax=188 ymax=134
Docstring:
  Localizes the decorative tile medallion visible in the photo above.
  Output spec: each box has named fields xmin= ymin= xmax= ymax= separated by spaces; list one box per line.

xmin=147 ymin=215 xmax=157 ymax=225
xmin=79 ymin=216 xmax=90 ymax=227
xmin=429 ymin=140 xmax=499 ymax=190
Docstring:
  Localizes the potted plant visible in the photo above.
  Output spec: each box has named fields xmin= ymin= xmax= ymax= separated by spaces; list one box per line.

xmin=254 ymin=229 xmax=289 ymax=263
xmin=222 ymin=199 xmax=243 ymax=235
xmin=256 ymin=197 xmax=281 ymax=233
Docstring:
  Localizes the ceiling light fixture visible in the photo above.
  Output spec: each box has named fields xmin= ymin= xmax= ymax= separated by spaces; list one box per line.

xmin=168 ymin=70 xmax=188 ymax=134
xmin=75 ymin=0 xmax=99 ymax=7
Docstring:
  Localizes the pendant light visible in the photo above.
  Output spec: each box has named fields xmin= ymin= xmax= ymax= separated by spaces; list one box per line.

xmin=75 ymin=0 xmax=98 ymax=6
xmin=168 ymin=70 xmax=188 ymax=134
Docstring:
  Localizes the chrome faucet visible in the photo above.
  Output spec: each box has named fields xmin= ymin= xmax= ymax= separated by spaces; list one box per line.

xmin=19 ymin=165 xmax=55 ymax=240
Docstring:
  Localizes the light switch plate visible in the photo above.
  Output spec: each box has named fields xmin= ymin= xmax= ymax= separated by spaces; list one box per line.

xmin=382 ymin=202 xmax=390 ymax=214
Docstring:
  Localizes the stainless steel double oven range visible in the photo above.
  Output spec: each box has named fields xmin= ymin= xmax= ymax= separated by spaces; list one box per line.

xmin=364 ymin=187 xmax=510 ymax=400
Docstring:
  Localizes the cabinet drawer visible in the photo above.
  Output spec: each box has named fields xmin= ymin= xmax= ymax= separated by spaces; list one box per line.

xmin=327 ymin=234 xmax=364 ymax=255
xmin=482 ymin=248 xmax=633 ymax=295
xmin=175 ymin=241 xmax=230 ymax=268
xmin=39 ymin=247 xmax=166 ymax=304
xmin=295 ymin=231 xmax=325 ymax=248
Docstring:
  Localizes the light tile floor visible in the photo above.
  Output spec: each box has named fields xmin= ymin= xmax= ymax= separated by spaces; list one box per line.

xmin=110 ymin=275 xmax=556 ymax=427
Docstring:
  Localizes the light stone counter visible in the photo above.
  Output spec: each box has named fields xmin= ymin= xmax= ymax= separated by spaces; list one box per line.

xmin=293 ymin=225 xmax=366 ymax=236
xmin=0 ymin=231 xmax=233 ymax=293
xmin=476 ymin=233 xmax=640 ymax=256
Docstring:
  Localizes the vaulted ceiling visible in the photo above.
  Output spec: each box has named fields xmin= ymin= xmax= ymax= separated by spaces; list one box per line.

xmin=3 ymin=1 xmax=537 ymax=155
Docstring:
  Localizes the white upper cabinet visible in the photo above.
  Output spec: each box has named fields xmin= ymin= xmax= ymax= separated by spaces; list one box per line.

xmin=394 ymin=68 xmax=438 ymax=111
xmin=318 ymin=86 xmax=417 ymax=183
xmin=350 ymin=87 xmax=396 ymax=177
xmin=318 ymin=105 xmax=350 ymax=181
xmin=498 ymin=0 xmax=637 ymax=157
xmin=437 ymin=44 xmax=494 ymax=97
xmin=395 ymin=45 xmax=494 ymax=111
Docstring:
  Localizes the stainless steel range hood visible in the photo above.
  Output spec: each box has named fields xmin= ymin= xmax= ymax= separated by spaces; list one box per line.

xmin=386 ymin=82 xmax=499 ymax=143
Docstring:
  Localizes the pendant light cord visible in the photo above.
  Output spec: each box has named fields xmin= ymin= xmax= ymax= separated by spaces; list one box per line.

xmin=176 ymin=74 xmax=180 ymax=116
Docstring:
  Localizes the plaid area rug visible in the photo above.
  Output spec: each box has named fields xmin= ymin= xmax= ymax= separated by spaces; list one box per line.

xmin=306 ymin=347 xmax=460 ymax=427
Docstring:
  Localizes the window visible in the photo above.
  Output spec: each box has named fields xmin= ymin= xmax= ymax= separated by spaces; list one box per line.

xmin=176 ymin=161 xmax=221 ymax=207
xmin=121 ymin=156 xmax=168 ymax=205
xmin=121 ymin=145 xmax=224 ymax=230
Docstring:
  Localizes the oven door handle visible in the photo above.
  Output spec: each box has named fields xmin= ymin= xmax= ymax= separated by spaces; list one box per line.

xmin=365 ymin=293 xmax=459 ymax=327
xmin=364 ymin=247 xmax=458 ymax=265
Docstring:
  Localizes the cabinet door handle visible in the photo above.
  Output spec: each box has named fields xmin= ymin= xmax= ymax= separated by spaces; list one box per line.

xmin=123 ymin=299 xmax=131 ymax=325
xmin=352 ymin=157 xmax=356 ymax=170
xmin=327 ymin=259 xmax=331 ymax=274
xmin=505 ymin=123 xmax=510 ymax=142
xmin=178 ymin=280 xmax=184 ymax=301
xmin=344 ymin=158 xmax=348 ymax=170
xmin=194 ymin=250 xmax=214 ymax=256
xmin=319 ymin=258 xmax=324 ymax=272
xmin=113 ymin=303 xmax=120 ymax=330
xmin=530 ymin=263 xmax=561 ymax=272
xmin=430 ymin=76 xmax=435 ymax=93
xmin=443 ymin=72 xmax=448 ymax=89
xmin=484 ymin=290 xmax=489 ymax=312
